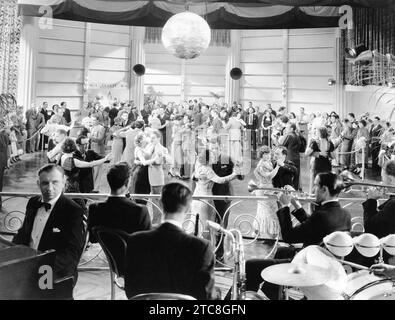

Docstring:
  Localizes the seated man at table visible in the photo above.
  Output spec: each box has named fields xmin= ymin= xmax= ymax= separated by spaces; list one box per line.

xmin=124 ymin=182 xmax=215 ymax=300
xmin=245 ymin=172 xmax=351 ymax=299
xmin=13 ymin=164 xmax=85 ymax=284
xmin=88 ymin=162 xmax=151 ymax=243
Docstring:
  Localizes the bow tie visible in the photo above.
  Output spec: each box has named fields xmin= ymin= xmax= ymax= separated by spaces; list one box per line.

xmin=38 ymin=201 xmax=52 ymax=211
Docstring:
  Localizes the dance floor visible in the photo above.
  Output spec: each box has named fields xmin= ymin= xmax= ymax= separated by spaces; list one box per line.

xmin=0 ymin=151 xmax=380 ymax=299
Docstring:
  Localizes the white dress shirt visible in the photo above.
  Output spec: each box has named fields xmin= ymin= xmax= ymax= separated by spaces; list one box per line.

xmin=30 ymin=194 xmax=61 ymax=250
xmin=248 ymin=114 xmax=253 ymax=125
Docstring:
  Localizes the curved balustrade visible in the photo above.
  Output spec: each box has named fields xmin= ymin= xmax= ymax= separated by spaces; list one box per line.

xmin=0 ymin=191 xmax=377 ymax=266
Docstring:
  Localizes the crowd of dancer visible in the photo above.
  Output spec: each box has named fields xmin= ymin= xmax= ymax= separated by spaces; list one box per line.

xmin=1 ymin=97 xmax=395 ymax=234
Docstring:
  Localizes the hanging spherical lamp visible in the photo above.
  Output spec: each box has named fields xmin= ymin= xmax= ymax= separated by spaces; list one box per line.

xmin=161 ymin=11 xmax=211 ymax=59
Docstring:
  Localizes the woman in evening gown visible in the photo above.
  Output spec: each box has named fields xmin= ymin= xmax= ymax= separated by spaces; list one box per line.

xmin=185 ymin=149 xmax=238 ymax=238
xmin=252 ymin=146 xmax=281 ymax=239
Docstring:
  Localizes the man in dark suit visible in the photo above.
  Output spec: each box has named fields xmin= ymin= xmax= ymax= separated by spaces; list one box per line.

xmin=109 ymin=103 xmax=119 ymax=127
xmin=272 ymin=146 xmax=297 ymax=189
xmin=60 ymin=102 xmax=72 ymax=125
xmin=75 ymin=135 xmax=103 ymax=193
xmin=276 ymin=172 xmax=351 ymax=246
xmin=13 ymin=164 xmax=85 ymax=283
xmin=39 ymin=102 xmax=54 ymax=150
xmin=140 ymin=104 xmax=151 ymax=125
xmin=88 ymin=162 xmax=151 ymax=244
xmin=245 ymin=172 xmax=351 ymax=299
xmin=279 ymin=123 xmax=301 ymax=189
xmin=245 ymin=106 xmax=259 ymax=153
xmin=363 ymin=160 xmax=395 ymax=238
xmin=209 ymin=142 xmax=241 ymax=260
xmin=124 ymin=182 xmax=215 ymax=300
xmin=370 ymin=116 xmax=383 ymax=173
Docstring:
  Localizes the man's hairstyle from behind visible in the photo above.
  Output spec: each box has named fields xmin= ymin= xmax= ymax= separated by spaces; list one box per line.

xmin=62 ymin=138 xmax=78 ymax=153
xmin=384 ymin=160 xmax=395 ymax=178
xmin=280 ymin=115 xmax=289 ymax=124
xmin=161 ymin=182 xmax=192 ymax=214
xmin=316 ymin=172 xmax=344 ymax=197
xmin=289 ymin=123 xmax=297 ymax=131
xmin=107 ymin=162 xmax=131 ymax=191
xmin=38 ymin=163 xmax=65 ymax=177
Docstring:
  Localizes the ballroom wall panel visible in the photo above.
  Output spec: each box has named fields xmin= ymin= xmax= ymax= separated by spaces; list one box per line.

xmin=144 ymin=43 xmax=227 ymax=104
xmin=36 ymin=20 xmax=86 ymax=111
xmin=33 ymin=19 xmax=340 ymax=114
xmin=287 ymin=28 xmax=337 ymax=114
xmin=36 ymin=19 xmax=132 ymax=110
xmin=240 ymin=28 xmax=338 ymax=114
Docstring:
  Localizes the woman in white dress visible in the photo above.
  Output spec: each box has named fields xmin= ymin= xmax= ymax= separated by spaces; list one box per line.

xmin=252 ymin=146 xmax=281 ymax=239
xmin=186 ymin=149 xmax=239 ymax=237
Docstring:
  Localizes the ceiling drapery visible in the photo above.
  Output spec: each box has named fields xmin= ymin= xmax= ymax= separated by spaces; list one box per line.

xmin=17 ymin=0 xmax=394 ymax=29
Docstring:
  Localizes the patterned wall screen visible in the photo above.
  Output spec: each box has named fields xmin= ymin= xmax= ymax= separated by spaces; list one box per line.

xmin=0 ymin=0 xmax=21 ymax=95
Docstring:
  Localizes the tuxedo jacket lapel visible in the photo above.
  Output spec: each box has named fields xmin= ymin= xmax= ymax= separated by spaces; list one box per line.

xmin=24 ymin=196 xmax=42 ymax=241
xmin=39 ymin=195 xmax=65 ymax=249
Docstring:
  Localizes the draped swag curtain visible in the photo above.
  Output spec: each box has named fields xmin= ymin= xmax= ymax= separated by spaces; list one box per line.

xmin=0 ymin=0 xmax=21 ymax=95
xmin=145 ymin=27 xmax=231 ymax=47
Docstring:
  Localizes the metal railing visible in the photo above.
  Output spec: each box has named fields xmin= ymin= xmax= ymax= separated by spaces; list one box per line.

xmin=0 ymin=191 xmax=374 ymax=241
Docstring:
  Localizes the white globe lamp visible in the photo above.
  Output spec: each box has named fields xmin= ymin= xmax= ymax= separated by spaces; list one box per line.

xmin=161 ymin=11 xmax=211 ymax=59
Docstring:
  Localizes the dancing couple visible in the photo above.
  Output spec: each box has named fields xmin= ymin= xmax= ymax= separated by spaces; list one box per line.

xmin=132 ymin=128 xmax=172 ymax=224
xmin=186 ymin=141 xmax=242 ymax=247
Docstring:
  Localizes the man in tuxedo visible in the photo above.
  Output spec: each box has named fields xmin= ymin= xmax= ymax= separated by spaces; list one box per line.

xmin=370 ymin=116 xmax=383 ymax=173
xmin=279 ymin=123 xmax=301 ymax=189
xmin=158 ymin=106 xmax=170 ymax=147
xmin=272 ymin=146 xmax=297 ymax=189
xmin=109 ymin=103 xmax=119 ymax=127
xmin=209 ymin=142 xmax=240 ymax=260
xmin=60 ymin=102 xmax=72 ymax=125
xmin=245 ymin=172 xmax=351 ymax=299
xmin=245 ymin=107 xmax=259 ymax=154
xmin=13 ymin=164 xmax=85 ymax=283
xmin=276 ymin=172 xmax=351 ymax=246
xmin=39 ymin=102 xmax=54 ymax=150
xmin=124 ymin=182 xmax=215 ymax=300
xmin=88 ymin=163 xmax=151 ymax=274
xmin=75 ymin=135 xmax=103 ymax=193
xmin=363 ymin=160 xmax=395 ymax=238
